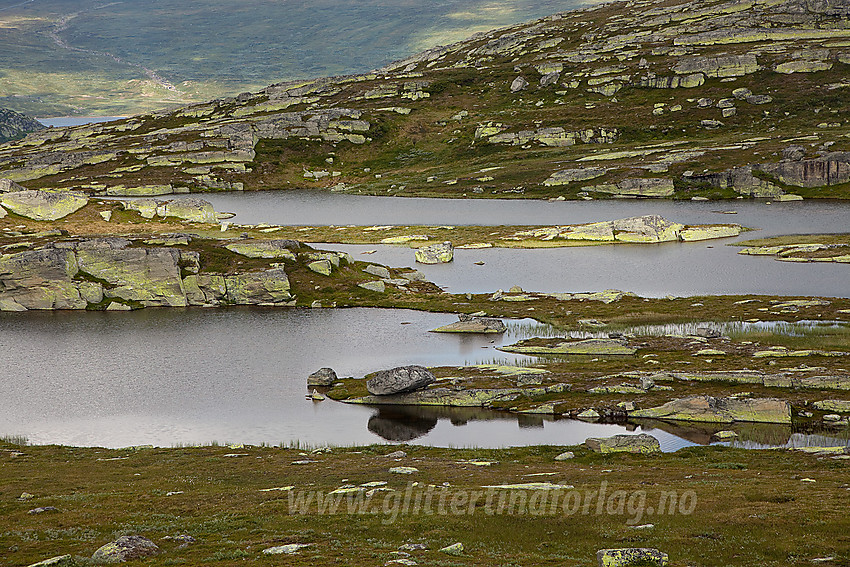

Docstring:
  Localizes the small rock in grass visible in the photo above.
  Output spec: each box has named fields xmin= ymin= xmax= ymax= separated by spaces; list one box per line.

xmin=596 ymin=548 xmax=668 ymax=566
xmin=389 ymin=466 xmax=419 ymax=474
xmin=439 ymin=542 xmax=464 ymax=556
xmin=28 ymin=506 xmax=59 ymax=514
xmin=263 ymin=543 xmax=311 ymax=555
xmin=554 ymin=451 xmax=575 ymax=461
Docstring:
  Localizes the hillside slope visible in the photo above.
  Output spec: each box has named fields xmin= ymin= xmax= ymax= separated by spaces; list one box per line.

xmin=0 ymin=107 xmax=44 ymax=144
xmin=1 ymin=0 xmax=849 ymax=201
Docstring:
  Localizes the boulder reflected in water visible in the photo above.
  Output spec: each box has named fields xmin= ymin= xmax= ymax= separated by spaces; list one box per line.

xmin=368 ymin=408 xmax=438 ymax=441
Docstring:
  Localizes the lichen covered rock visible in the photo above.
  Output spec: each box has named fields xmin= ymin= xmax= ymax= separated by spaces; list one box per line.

xmin=0 ymin=189 xmax=88 ymax=221
xmin=366 ymin=365 xmax=436 ymax=395
xmin=415 ymin=241 xmax=453 ymax=264
xmin=585 ymin=434 xmax=661 ymax=454
xmin=630 ymin=395 xmax=791 ymax=423
xmin=92 ymin=535 xmax=160 ymax=563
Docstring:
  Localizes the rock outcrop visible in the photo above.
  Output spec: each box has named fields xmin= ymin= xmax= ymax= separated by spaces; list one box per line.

xmin=585 ymin=434 xmax=661 ymax=454
xmin=630 ymin=396 xmax=792 ymax=423
xmin=0 ymin=189 xmax=88 ymax=221
xmin=0 ymin=238 xmax=294 ymax=310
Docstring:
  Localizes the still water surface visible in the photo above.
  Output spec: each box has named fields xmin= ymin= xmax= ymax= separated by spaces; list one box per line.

xmin=2 ymin=308 xmax=847 ymax=450
xmin=198 ymin=191 xmax=850 ymax=297
xmin=6 ymin=192 xmax=848 ymax=448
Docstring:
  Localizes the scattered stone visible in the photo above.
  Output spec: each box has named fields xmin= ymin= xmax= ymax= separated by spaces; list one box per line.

xmin=308 ymin=259 xmax=332 ymax=275
xmin=367 ymin=365 xmax=436 ymax=395
xmin=554 ymin=451 xmax=575 ymax=460
xmin=92 ymin=535 xmax=161 ymax=563
xmin=27 ymin=506 xmax=58 ymax=514
xmin=510 ymin=76 xmax=529 ymax=92
xmin=26 ymin=555 xmax=75 ymax=567
xmin=585 ymin=434 xmax=661 ymax=454
xmin=358 ymin=280 xmax=386 ymax=293
xmin=308 ymin=367 xmax=338 ymax=387
xmin=439 ymin=543 xmax=464 ymax=556
xmin=415 ymin=241 xmax=453 ymax=264
xmin=364 ymin=265 xmax=391 ymax=279
xmin=596 ymin=548 xmax=668 ymax=567
xmin=389 ymin=466 xmax=419 ymax=474
xmin=385 ymin=450 xmax=408 ymax=459
xmin=263 ymin=543 xmax=311 ymax=555
xmin=399 ymin=543 xmax=428 ymax=551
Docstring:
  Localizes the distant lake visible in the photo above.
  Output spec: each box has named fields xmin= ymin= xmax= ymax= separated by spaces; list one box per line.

xmin=200 ymin=192 xmax=850 ymax=298
xmin=37 ymin=116 xmax=126 ymax=128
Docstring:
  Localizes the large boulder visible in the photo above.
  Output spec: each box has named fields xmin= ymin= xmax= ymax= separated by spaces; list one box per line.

xmin=156 ymin=197 xmax=217 ymax=223
xmin=308 ymin=367 xmax=338 ymax=387
xmin=629 ymin=396 xmax=791 ymax=423
xmin=431 ymin=314 xmax=507 ymax=334
xmin=585 ymin=434 xmax=661 ymax=454
xmin=366 ymin=365 xmax=436 ymax=395
xmin=92 ymin=535 xmax=160 ymax=563
xmin=0 ymin=189 xmax=88 ymax=220
xmin=597 ymin=548 xmax=668 ymax=567
xmin=415 ymin=241 xmax=453 ymax=264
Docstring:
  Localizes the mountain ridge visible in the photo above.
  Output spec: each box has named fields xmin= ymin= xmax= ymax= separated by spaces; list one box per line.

xmin=1 ymin=0 xmax=849 ymax=201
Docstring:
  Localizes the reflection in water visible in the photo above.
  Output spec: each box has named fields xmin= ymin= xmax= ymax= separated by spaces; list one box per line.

xmin=368 ymin=408 xmax=438 ymax=441
xmin=362 ymin=406 xmax=850 ymax=450
xmin=631 ymin=418 xmax=850 ymax=448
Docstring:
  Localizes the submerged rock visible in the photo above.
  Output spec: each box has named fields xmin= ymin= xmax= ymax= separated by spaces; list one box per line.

xmin=431 ymin=314 xmax=506 ymax=334
xmin=0 ymin=189 xmax=88 ymax=221
xmin=630 ymin=395 xmax=791 ymax=423
xmin=367 ymin=365 xmax=436 ymax=396
xmin=92 ymin=535 xmax=160 ymax=563
xmin=308 ymin=367 xmax=338 ymax=387
xmin=415 ymin=241 xmax=453 ymax=264
xmin=585 ymin=434 xmax=661 ymax=454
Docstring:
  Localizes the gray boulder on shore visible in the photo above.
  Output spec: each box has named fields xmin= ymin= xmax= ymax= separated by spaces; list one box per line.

xmin=308 ymin=367 xmax=338 ymax=387
xmin=366 ymin=365 xmax=436 ymax=396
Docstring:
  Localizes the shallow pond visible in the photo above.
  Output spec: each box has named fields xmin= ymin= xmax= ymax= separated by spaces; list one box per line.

xmin=2 ymin=307 xmax=848 ymax=451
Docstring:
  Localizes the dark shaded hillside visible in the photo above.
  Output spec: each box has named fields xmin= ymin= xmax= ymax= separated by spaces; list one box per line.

xmin=0 ymin=107 xmax=44 ymax=143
